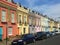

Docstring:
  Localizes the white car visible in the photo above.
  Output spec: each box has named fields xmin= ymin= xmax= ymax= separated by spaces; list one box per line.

xmin=55 ymin=30 xmax=60 ymax=34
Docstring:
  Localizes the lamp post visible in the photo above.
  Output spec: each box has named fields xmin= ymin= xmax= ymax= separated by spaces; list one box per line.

xmin=5 ymin=24 xmax=8 ymax=45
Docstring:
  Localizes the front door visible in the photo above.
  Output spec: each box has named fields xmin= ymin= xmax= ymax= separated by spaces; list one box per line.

xmin=0 ymin=27 xmax=3 ymax=40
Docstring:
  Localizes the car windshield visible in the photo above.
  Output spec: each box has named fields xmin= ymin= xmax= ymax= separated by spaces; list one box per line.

xmin=21 ymin=34 xmax=33 ymax=38
xmin=46 ymin=32 xmax=50 ymax=33
xmin=37 ymin=32 xmax=43 ymax=35
xmin=37 ymin=32 xmax=43 ymax=34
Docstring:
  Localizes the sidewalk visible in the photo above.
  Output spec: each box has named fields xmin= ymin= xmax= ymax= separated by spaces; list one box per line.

xmin=0 ymin=38 xmax=13 ymax=45
xmin=0 ymin=36 xmax=20 ymax=45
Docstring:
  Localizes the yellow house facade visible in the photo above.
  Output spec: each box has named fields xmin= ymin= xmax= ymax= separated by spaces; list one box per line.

xmin=17 ymin=4 xmax=29 ymax=35
xmin=49 ymin=19 xmax=55 ymax=32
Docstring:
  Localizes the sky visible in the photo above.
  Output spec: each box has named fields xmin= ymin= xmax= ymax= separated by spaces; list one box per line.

xmin=13 ymin=0 xmax=60 ymax=19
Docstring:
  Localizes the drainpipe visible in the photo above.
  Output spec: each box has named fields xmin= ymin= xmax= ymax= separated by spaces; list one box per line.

xmin=5 ymin=24 xmax=8 ymax=45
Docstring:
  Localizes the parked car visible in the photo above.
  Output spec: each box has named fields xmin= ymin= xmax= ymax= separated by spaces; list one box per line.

xmin=11 ymin=39 xmax=19 ymax=45
xmin=45 ymin=32 xmax=51 ymax=38
xmin=11 ymin=34 xmax=35 ymax=45
xmin=35 ymin=32 xmax=46 ymax=40
xmin=55 ymin=30 xmax=60 ymax=35
xmin=51 ymin=31 xmax=56 ymax=36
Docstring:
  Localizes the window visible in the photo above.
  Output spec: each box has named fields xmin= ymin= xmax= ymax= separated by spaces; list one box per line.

xmin=31 ymin=17 xmax=33 ymax=25
xmin=29 ymin=17 xmax=32 ymax=25
xmin=7 ymin=0 xmax=12 ymax=2
xmin=24 ymin=16 xmax=26 ymax=25
xmin=1 ymin=10 xmax=6 ymax=22
xmin=19 ymin=15 xmax=21 ymax=25
xmin=11 ymin=12 xmax=15 ymax=23
xmin=8 ymin=27 xmax=12 ymax=35
xmin=23 ymin=28 xmax=26 ymax=34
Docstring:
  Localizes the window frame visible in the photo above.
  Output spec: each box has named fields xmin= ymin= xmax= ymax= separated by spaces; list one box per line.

xmin=1 ymin=8 xmax=7 ymax=22
xmin=8 ymin=27 xmax=12 ymax=35
xmin=10 ymin=10 xmax=15 ymax=23
xmin=19 ymin=15 xmax=22 ymax=25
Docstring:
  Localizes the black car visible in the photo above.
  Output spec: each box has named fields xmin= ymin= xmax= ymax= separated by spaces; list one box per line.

xmin=11 ymin=34 xmax=35 ymax=45
xmin=35 ymin=32 xmax=46 ymax=40
xmin=21 ymin=34 xmax=35 ymax=44
xmin=45 ymin=32 xmax=51 ymax=38
xmin=11 ymin=39 xmax=19 ymax=45
xmin=51 ymin=31 xmax=56 ymax=36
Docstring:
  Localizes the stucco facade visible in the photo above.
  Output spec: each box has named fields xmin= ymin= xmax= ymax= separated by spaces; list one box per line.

xmin=35 ymin=13 xmax=41 ymax=32
xmin=28 ymin=10 xmax=36 ymax=34
xmin=43 ymin=16 xmax=50 ymax=32
xmin=0 ymin=0 xmax=18 ymax=40
xmin=41 ymin=16 xmax=46 ymax=32
xmin=49 ymin=19 xmax=55 ymax=32
xmin=17 ymin=4 xmax=29 ymax=35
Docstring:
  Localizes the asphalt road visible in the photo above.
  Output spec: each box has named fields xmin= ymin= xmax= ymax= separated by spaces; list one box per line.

xmin=27 ymin=35 xmax=60 ymax=45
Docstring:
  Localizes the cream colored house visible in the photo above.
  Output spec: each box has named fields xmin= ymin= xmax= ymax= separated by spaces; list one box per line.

xmin=17 ymin=4 xmax=29 ymax=35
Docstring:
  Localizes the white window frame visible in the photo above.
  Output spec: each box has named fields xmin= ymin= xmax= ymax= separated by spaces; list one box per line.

xmin=1 ymin=10 xmax=6 ymax=22
xmin=8 ymin=27 xmax=12 ymax=35
xmin=11 ymin=12 xmax=15 ymax=23
xmin=18 ymin=15 xmax=21 ymax=24
xmin=24 ymin=16 xmax=26 ymax=23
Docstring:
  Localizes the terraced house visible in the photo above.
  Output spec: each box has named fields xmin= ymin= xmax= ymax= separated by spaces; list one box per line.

xmin=17 ymin=3 xmax=29 ymax=35
xmin=35 ymin=12 xmax=41 ymax=32
xmin=0 ymin=0 xmax=18 ymax=40
xmin=43 ymin=16 xmax=50 ymax=32
xmin=49 ymin=19 xmax=55 ymax=32
xmin=41 ymin=15 xmax=46 ymax=32
xmin=57 ymin=22 xmax=60 ymax=33
xmin=0 ymin=0 xmax=60 ymax=41
xmin=28 ymin=10 xmax=36 ymax=33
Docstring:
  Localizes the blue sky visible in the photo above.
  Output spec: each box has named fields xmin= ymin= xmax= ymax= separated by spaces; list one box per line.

xmin=13 ymin=0 xmax=60 ymax=19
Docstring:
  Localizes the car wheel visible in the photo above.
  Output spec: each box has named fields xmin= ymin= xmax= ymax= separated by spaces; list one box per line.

xmin=33 ymin=39 xmax=35 ymax=43
xmin=23 ymin=41 xmax=26 ymax=45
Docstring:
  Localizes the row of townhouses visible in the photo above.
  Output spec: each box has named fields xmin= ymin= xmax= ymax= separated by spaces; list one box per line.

xmin=0 ymin=0 xmax=60 ymax=40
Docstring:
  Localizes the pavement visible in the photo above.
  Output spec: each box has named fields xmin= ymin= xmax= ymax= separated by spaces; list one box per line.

xmin=28 ymin=35 xmax=60 ymax=45
xmin=0 ymin=36 xmax=20 ymax=45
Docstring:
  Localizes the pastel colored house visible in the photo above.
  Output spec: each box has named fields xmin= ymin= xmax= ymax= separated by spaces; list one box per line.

xmin=17 ymin=3 xmax=29 ymax=35
xmin=49 ymin=19 xmax=55 ymax=32
xmin=55 ymin=22 xmax=60 ymax=33
xmin=35 ymin=13 xmax=41 ymax=32
xmin=51 ymin=20 xmax=58 ymax=32
xmin=28 ymin=10 xmax=36 ymax=34
xmin=0 ymin=0 xmax=18 ymax=40
xmin=54 ymin=17 xmax=60 ymax=33
xmin=43 ymin=16 xmax=50 ymax=32
xmin=41 ymin=15 xmax=46 ymax=32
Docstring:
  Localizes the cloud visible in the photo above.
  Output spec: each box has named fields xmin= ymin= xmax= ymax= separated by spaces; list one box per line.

xmin=24 ymin=0 xmax=60 ymax=19
xmin=25 ymin=0 xmax=38 ymax=8
xmin=14 ymin=0 xmax=60 ymax=19
xmin=31 ymin=3 xmax=60 ymax=19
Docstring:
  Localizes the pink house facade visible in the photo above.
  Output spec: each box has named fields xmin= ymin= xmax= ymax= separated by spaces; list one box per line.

xmin=35 ymin=13 xmax=41 ymax=33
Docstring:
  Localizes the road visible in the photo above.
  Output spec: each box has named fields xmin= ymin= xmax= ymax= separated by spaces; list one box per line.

xmin=28 ymin=35 xmax=60 ymax=45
